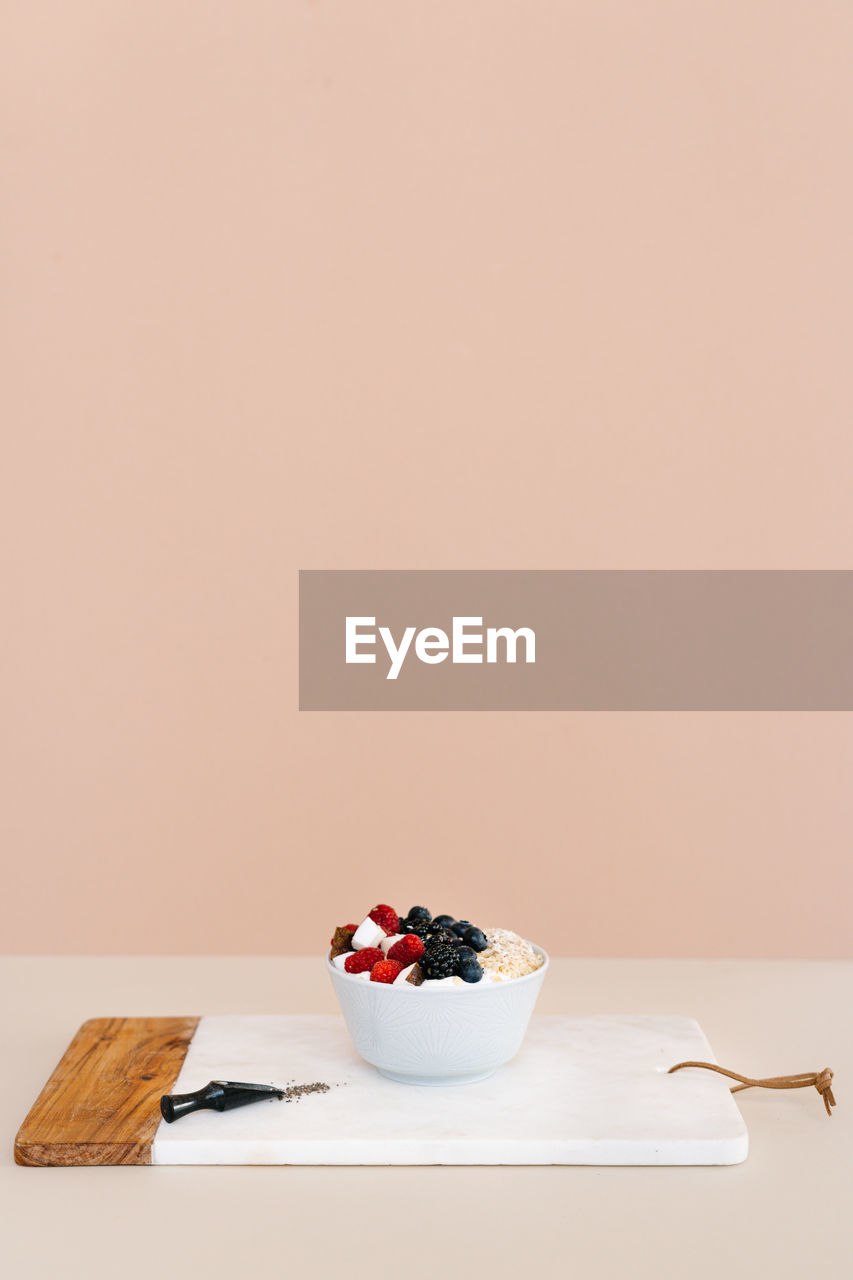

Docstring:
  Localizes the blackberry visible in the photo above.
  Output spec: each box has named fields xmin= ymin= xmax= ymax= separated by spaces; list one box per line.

xmin=407 ymin=906 xmax=432 ymax=922
xmin=425 ymin=928 xmax=456 ymax=947
xmin=422 ymin=944 xmax=460 ymax=980
xmin=400 ymin=919 xmax=432 ymax=939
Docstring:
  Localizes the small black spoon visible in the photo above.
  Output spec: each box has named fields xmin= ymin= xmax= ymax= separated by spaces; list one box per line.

xmin=160 ymin=1080 xmax=285 ymax=1124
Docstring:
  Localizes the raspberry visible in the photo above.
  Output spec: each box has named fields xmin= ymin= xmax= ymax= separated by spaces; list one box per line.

xmin=370 ymin=959 xmax=402 ymax=984
xmin=368 ymin=903 xmax=399 ymax=935
xmin=344 ymin=947 xmax=384 ymax=974
xmin=388 ymin=934 xmax=425 ymax=967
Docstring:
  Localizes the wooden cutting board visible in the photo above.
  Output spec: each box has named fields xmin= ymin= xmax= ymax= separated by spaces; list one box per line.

xmin=15 ymin=1014 xmax=749 ymax=1166
xmin=15 ymin=1017 xmax=199 ymax=1166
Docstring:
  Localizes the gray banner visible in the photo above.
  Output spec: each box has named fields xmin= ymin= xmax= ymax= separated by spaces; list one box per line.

xmin=299 ymin=571 xmax=853 ymax=710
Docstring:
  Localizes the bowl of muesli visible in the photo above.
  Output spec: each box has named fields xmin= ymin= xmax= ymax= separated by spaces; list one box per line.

xmin=326 ymin=903 xmax=548 ymax=1085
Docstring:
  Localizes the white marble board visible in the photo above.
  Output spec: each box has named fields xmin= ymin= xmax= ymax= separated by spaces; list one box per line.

xmin=151 ymin=1014 xmax=748 ymax=1166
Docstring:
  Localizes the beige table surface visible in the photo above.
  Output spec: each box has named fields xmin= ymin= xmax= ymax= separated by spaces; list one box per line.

xmin=2 ymin=957 xmax=850 ymax=1279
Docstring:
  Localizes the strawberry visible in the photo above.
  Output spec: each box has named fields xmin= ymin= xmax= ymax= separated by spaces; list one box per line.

xmin=344 ymin=947 xmax=384 ymax=974
xmin=370 ymin=959 xmax=403 ymax=984
xmin=368 ymin=903 xmax=399 ymax=935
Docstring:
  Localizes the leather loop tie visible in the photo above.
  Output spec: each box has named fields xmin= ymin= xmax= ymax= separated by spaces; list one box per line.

xmin=667 ymin=1061 xmax=837 ymax=1116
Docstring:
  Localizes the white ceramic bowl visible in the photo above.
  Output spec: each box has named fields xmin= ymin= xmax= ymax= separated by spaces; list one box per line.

xmin=327 ymin=944 xmax=549 ymax=1085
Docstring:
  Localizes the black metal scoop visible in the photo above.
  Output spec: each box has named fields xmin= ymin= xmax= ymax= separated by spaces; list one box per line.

xmin=160 ymin=1080 xmax=285 ymax=1124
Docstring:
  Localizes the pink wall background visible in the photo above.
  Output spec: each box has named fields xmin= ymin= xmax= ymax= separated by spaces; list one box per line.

xmin=2 ymin=2 xmax=852 ymax=956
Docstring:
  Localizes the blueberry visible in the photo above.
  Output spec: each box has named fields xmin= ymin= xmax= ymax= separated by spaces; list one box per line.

xmin=454 ymin=945 xmax=476 ymax=960
xmin=450 ymin=920 xmax=472 ymax=937
xmin=458 ymin=957 xmax=484 ymax=983
xmin=462 ymin=926 xmax=487 ymax=952
xmin=432 ymin=914 xmax=456 ymax=928
xmin=407 ymin=906 xmax=432 ymax=922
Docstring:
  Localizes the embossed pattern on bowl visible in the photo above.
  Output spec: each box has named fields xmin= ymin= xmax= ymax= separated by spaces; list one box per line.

xmin=327 ymin=944 xmax=549 ymax=1085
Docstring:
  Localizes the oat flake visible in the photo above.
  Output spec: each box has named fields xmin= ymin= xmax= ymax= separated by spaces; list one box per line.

xmin=479 ymin=928 xmax=544 ymax=981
